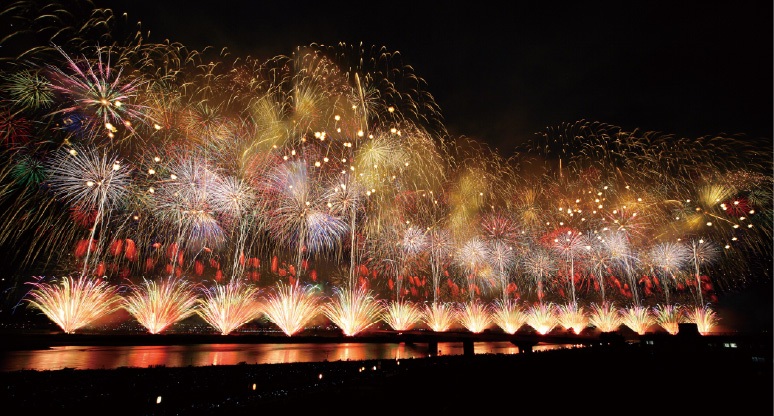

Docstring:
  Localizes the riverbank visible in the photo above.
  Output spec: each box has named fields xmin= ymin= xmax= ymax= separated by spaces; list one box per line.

xmin=3 ymin=338 xmax=771 ymax=415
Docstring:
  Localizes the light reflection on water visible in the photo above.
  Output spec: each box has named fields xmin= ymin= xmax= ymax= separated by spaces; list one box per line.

xmin=0 ymin=342 xmax=570 ymax=371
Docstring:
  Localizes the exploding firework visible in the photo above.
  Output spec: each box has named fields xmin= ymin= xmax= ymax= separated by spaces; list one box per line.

xmin=490 ymin=299 xmax=526 ymax=334
xmin=557 ymin=303 xmax=588 ymax=334
xmin=650 ymin=242 xmax=691 ymax=304
xmin=46 ymin=46 xmax=148 ymax=142
xmin=686 ymin=305 xmax=719 ymax=335
xmin=423 ymin=302 xmax=456 ymax=332
xmin=457 ymin=301 xmax=491 ymax=333
xmin=589 ymin=302 xmax=622 ymax=333
xmin=382 ymin=300 xmax=422 ymax=331
xmin=526 ymin=303 xmax=558 ymax=335
xmin=26 ymin=276 xmax=121 ymax=333
xmin=46 ymin=146 xmax=130 ymax=275
xmin=0 ymin=3 xmax=770 ymax=336
xmin=455 ymin=238 xmax=489 ymax=302
xmin=551 ymin=229 xmax=587 ymax=306
xmin=323 ymin=285 xmax=382 ymax=336
xmin=620 ymin=306 xmax=654 ymax=335
xmin=197 ymin=280 xmax=261 ymax=335
xmin=122 ymin=277 xmax=199 ymax=334
xmin=653 ymin=304 xmax=685 ymax=335
xmin=262 ymin=282 xmax=321 ymax=336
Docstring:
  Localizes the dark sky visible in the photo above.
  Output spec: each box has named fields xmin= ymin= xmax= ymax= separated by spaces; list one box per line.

xmin=104 ymin=0 xmax=772 ymax=153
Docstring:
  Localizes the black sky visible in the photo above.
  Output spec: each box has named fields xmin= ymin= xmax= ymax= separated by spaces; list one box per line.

xmin=104 ymin=0 xmax=772 ymax=153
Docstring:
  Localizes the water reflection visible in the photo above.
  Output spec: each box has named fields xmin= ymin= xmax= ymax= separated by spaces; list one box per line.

xmin=0 ymin=342 xmax=572 ymax=371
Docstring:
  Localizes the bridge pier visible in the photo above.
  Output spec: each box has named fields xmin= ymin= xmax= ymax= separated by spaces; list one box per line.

xmin=428 ymin=340 xmax=438 ymax=356
xmin=510 ymin=341 xmax=536 ymax=353
xmin=463 ymin=339 xmax=475 ymax=356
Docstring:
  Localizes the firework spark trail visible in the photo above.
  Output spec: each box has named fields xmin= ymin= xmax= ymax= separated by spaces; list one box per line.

xmin=523 ymin=249 xmax=556 ymax=304
xmin=620 ymin=306 xmax=654 ymax=335
xmin=0 ymin=3 xmax=771 ymax=333
xmin=589 ymin=302 xmax=622 ymax=333
xmin=210 ymin=175 xmax=256 ymax=278
xmin=491 ymin=299 xmax=527 ymax=334
xmin=455 ymin=238 xmax=489 ymax=302
xmin=26 ymin=276 xmax=121 ymax=333
xmin=46 ymin=147 xmax=130 ymax=276
xmin=122 ymin=277 xmax=199 ymax=334
xmin=689 ymin=240 xmax=719 ymax=306
xmin=46 ymin=46 xmax=148 ymax=143
xmin=382 ymin=300 xmax=422 ymax=331
xmin=653 ymin=304 xmax=684 ymax=335
xmin=428 ymin=229 xmax=453 ymax=304
xmin=323 ymin=284 xmax=382 ymax=336
xmin=423 ymin=302 xmax=456 ymax=332
xmin=686 ymin=305 xmax=719 ymax=335
xmin=551 ymin=229 xmax=586 ymax=306
xmin=602 ymin=231 xmax=640 ymax=304
xmin=650 ymin=242 xmax=691 ymax=304
xmin=480 ymin=212 xmax=520 ymax=302
xmin=557 ymin=303 xmax=588 ymax=334
xmin=457 ymin=300 xmax=491 ymax=333
xmin=196 ymin=280 xmax=261 ymax=335
xmin=262 ymin=282 xmax=321 ymax=336
xmin=526 ymin=302 xmax=558 ymax=335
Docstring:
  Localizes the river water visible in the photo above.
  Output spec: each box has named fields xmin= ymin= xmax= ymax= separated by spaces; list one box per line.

xmin=0 ymin=341 xmax=569 ymax=371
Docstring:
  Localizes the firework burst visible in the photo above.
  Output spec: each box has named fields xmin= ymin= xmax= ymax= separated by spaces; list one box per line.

xmin=323 ymin=285 xmax=382 ymax=336
xmin=382 ymin=300 xmax=422 ymax=331
xmin=122 ymin=277 xmax=199 ymax=334
xmin=526 ymin=303 xmax=558 ymax=335
xmin=620 ymin=306 xmax=654 ymax=335
xmin=26 ymin=276 xmax=121 ymax=333
xmin=47 ymin=46 xmax=147 ymax=142
xmin=589 ymin=302 xmax=622 ymax=333
xmin=557 ymin=303 xmax=588 ymax=334
xmin=423 ymin=302 xmax=456 ymax=332
xmin=686 ymin=305 xmax=719 ymax=335
xmin=196 ymin=280 xmax=261 ymax=335
xmin=490 ymin=299 xmax=526 ymax=334
xmin=457 ymin=301 xmax=491 ymax=333
xmin=262 ymin=282 xmax=321 ymax=336
xmin=653 ymin=304 xmax=685 ymax=335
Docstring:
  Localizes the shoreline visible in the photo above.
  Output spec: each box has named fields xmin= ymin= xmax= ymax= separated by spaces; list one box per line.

xmin=3 ymin=340 xmax=772 ymax=415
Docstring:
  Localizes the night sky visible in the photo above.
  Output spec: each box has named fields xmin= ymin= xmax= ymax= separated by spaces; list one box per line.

xmin=98 ymin=0 xmax=772 ymax=330
xmin=104 ymin=0 xmax=773 ymax=153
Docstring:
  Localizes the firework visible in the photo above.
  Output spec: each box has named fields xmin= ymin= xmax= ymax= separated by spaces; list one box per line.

xmin=523 ymin=249 xmax=556 ymax=303
xmin=455 ymin=238 xmax=489 ymax=302
xmin=526 ymin=303 xmax=558 ymax=335
xmin=649 ymin=242 xmax=691 ymax=304
xmin=0 ymin=2 xmax=770 ymax=336
xmin=382 ymin=300 xmax=422 ymax=331
xmin=688 ymin=240 xmax=719 ymax=305
xmin=3 ymin=69 xmax=54 ymax=111
xmin=490 ymin=299 xmax=526 ymax=334
xmin=686 ymin=305 xmax=719 ymax=335
xmin=457 ymin=301 xmax=491 ymax=333
xmin=46 ymin=146 xmax=130 ymax=275
xmin=122 ymin=277 xmax=199 ymax=334
xmin=620 ymin=306 xmax=654 ymax=335
xmin=323 ymin=285 xmax=382 ymax=336
xmin=197 ymin=280 xmax=261 ymax=335
xmin=423 ymin=302 xmax=456 ymax=332
xmin=653 ymin=304 xmax=684 ymax=335
xmin=589 ymin=302 xmax=622 ymax=333
xmin=551 ymin=229 xmax=587 ymax=306
xmin=26 ymin=276 xmax=121 ymax=333
xmin=557 ymin=303 xmax=588 ymax=334
xmin=262 ymin=282 xmax=321 ymax=336
xmin=46 ymin=46 xmax=148 ymax=142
